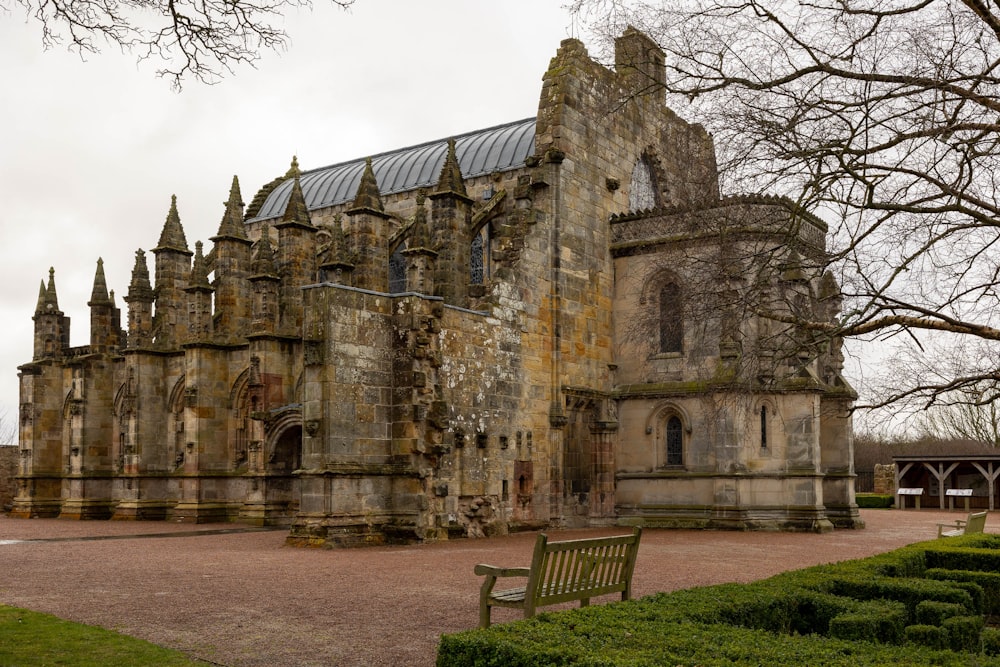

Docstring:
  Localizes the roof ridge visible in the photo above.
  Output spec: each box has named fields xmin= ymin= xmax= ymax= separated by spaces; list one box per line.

xmin=298 ymin=117 xmax=536 ymax=177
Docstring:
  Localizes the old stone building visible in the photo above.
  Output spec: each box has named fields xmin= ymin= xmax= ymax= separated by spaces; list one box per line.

xmin=13 ymin=28 xmax=861 ymax=545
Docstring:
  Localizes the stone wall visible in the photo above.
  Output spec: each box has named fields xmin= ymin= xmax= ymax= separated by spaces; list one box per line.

xmin=874 ymin=463 xmax=896 ymax=494
xmin=0 ymin=446 xmax=16 ymax=511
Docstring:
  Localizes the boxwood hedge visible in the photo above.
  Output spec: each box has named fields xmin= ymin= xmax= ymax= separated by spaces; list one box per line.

xmin=438 ymin=532 xmax=1000 ymax=666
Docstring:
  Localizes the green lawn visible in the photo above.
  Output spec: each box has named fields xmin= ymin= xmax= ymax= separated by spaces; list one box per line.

xmin=0 ymin=606 xmax=206 ymax=666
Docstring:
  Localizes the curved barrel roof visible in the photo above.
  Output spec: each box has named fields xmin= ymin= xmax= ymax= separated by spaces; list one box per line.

xmin=251 ymin=118 xmax=536 ymax=222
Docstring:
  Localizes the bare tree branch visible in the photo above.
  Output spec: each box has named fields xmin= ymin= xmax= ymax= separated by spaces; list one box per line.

xmin=572 ymin=0 xmax=1000 ymax=412
xmin=5 ymin=0 xmax=355 ymax=88
xmin=0 ymin=409 xmax=16 ymax=446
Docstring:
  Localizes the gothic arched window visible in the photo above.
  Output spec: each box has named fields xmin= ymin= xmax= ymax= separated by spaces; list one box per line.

xmin=666 ymin=415 xmax=683 ymax=466
xmin=659 ymin=282 xmax=683 ymax=353
xmin=388 ymin=244 xmax=406 ymax=293
xmin=470 ymin=226 xmax=489 ymax=285
xmin=629 ymin=157 xmax=657 ymax=211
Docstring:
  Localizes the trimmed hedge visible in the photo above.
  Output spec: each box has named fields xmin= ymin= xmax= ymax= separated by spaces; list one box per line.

xmin=926 ymin=546 xmax=1000 ymax=574
xmin=916 ymin=600 xmax=967 ymax=626
xmin=823 ymin=575 xmax=973 ymax=619
xmin=983 ymin=627 xmax=1000 ymax=656
xmin=944 ymin=615 xmax=985 ymax=652
xmin=438 ymin=533 xmax=1000 ymax=666
xmin=437 ymin=607 xmax=1000 ymax=667
xmin=857 ymin=493 xmax=895 ymax=509
xmin=905 ymin=624 xmax=948 ymax=649
xmin=828 ymin=602 xmax=907 ymax=644
xmin=926 ymin=570 xmax=996 ymax=613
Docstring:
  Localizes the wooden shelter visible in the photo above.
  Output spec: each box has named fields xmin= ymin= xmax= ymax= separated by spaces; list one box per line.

xmin=893 ymin=454 xmax=1000 ymax=510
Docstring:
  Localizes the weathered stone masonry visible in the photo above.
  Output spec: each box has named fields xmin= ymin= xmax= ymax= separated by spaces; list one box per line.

xmin=13 ymin=28 xmax=861 ymax=545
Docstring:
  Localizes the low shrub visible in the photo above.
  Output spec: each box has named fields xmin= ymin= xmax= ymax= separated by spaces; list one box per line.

xmin=828 ymin=601 xmax=907 ymax=644
xmin=925 ymin=545 xmax=1000 ymax=573
xmin=915 ymin=600 xmax=967 ymax=625
xmin=943 ymin=615 xmax=984 ymax=652
xmin=856 ymin=493 xmax=894 ymax=509
xmin=926 ymin=569 xmax=995 ymax=613
xmin=905 ymin=624 xmax=948 ymax=649
xmin=801 ymin=545 xmax=927 ymax=578
xmin=824 ymin=575 xmax=973 ymax=619
xmin=681 ymin=581 xmax=850 ymax=635
xmin=437 ymin=609 xmax=1000 ymax=667
xmin=982 ymin=627 xmax=1000 ymax=656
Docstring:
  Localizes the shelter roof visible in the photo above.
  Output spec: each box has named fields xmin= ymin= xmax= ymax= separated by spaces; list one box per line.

xmin=893 ymin=454 xmax=1000 ymax=463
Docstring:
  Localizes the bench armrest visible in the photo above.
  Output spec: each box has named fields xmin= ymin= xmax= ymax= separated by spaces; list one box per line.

xmin=474 ymin=564 xmax=531 ymax=578
xmin=476 ymin=564 xmax=532 ymax=628
xmin=938 ymin=521 xmax=966 ymax=537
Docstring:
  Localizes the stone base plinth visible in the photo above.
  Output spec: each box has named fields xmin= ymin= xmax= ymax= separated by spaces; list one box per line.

xmin=8 ymin=498 xmax=62 ymax=518
xmin=58 ymin=498 xmax=115 ymax=520
xmin=169 ymin=502 xmax=236 ymax=524
xmin=112 ymin=500 xmax=175 ymax=521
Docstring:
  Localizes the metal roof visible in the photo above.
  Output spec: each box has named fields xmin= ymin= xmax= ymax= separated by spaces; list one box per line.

xmin=894 ymin=455 xmax=1000 ymax=462
xmin=251 ymin=118 xmax=536 ymax=222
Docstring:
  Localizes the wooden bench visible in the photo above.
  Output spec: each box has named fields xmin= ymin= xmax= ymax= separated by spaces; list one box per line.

xmin=938 ymin=510 xmax=988 ymax=538
xmin=474 ymin=527 xmax=641 ymax=628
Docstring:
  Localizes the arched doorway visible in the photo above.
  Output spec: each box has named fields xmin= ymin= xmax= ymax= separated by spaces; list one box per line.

xmin=270 ymin=425 xmax=302 ymax=474
xmin=265 ymin=423 xmax=302 ymax=520
xmin=240 ymin=408 xmax=302 ymax=526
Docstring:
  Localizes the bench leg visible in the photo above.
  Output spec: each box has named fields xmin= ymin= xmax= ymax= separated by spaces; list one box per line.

xmin=579 ymin=598 xmax=590 ymax=608
xmin=479 ymin=603 xmax=492 ymax=629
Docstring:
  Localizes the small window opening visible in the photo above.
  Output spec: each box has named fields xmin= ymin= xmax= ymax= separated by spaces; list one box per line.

xmin=629 ymin=157 xmax=657 ymax=210
xmin=388 ymin=244 xmax=406 ymax=293
xmin=659 ymin=282 xmax=682 ymax=353
xmin=666 ymin=416 xmax=683 ymax=466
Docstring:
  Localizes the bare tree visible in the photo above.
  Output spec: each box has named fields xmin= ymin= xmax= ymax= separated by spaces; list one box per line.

xmin=916 ymin=398 xmax=1000 ymax=445
xmin=0 ymin=409 xmax=16 ymax=446
xmin=872 ymin=336 xmax=1000 ymax=443
xmin=5 ymin=0 xmax=355 ymax=88
xmin=572 ymin=0 xmax=1000 ymax=413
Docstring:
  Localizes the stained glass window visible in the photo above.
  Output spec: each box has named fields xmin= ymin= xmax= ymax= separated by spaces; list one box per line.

xmin=470 ymin=226 xmax=488 ymax=285
xmin=666 ymin=416 xmax=683 ymax=466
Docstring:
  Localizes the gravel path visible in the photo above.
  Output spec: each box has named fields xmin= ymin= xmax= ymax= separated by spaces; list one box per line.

xmin=0 ymin=509 xmax=986 ymax=666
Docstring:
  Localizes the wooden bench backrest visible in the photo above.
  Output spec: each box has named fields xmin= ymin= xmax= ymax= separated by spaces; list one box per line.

xmin=967 ymin=511 xmax=988 ymax=533
xmin=525 ymin=527 xmax=641 ymax=609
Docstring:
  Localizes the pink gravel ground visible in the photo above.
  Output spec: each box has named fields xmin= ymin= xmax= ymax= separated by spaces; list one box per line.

xmin=0 ymin=508 xmax=989 ymax=666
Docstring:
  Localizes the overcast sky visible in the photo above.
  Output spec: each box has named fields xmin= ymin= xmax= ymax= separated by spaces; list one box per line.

xmin=0 ymin=1 xmax=580 ymax=435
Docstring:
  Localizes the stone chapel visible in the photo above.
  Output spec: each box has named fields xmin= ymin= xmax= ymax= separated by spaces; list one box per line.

xmin=13 ymin=28 xmax=862 ymax=545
